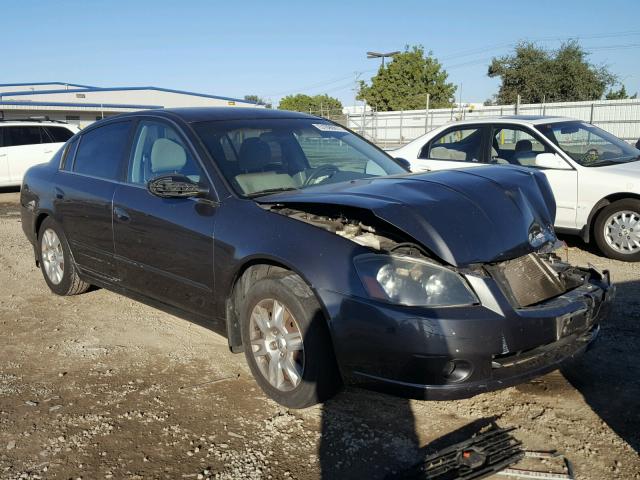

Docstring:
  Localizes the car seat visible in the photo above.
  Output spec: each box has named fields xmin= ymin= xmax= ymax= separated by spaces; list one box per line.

xmin=512 ymin=139 xmax=537 ymax=166
xmin=235 ymin=138 xmax=295 ymax=194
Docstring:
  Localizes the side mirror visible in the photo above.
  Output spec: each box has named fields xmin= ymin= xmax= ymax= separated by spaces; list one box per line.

xmin=394 ymin=157 xmax=411 ymax=170
xmin=534 ymin=153 xmax=571 ymax=170
xmin=147 ymin=174 xmax=209 ymax=199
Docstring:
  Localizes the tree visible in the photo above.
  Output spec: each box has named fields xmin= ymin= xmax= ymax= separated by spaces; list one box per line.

xmin=488 ymin=41 xmax=616 ymax=104
xmin=357 ymin=45 xmax=456 ymax=111
xmin=605 ymin=85 xmax=637 ymax=100
xmin=244 ymin=95 xmax=272 ymax=108
xmin=278 ymin=94 xmax=343 ymax=114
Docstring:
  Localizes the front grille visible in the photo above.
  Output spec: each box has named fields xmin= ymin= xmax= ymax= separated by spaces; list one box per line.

xmin=486 ymin=254 xmax=567 ymax=307
xmin=396 ymin=426 xmax=524 ymax=479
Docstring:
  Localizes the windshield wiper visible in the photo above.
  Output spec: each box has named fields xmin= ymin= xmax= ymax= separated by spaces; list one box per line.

xmin=246 ymin=187 xmax=300 ymax=198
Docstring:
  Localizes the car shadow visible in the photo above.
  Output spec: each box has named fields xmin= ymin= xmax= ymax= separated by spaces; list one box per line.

xmin=561 ymin=278 xmax=640 ymax=453
xmin=557 ymin=233 xmax=603 ymax=257
xmin=318 ymin=388 xmax=500 ymax=480
xmin=0 ymin=186 xmax=21 ymax=195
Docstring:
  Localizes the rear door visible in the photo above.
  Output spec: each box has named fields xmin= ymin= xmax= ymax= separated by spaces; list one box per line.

xmin=55 ymin=120 xmax=133 ymax=280
xmin=412 ymin=125 xmax=488 ymax=172
xmin=112 ymin=118 xmax=216 ymax=316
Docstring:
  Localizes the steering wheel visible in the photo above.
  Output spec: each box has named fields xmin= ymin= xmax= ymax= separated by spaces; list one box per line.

xmin=582 ymin=148 xmax=600 ymax=164
xmin=303 ymin=165 xmax=339 ymax=186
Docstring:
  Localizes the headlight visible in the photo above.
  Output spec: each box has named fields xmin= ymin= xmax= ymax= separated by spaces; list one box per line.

xmin=354 ymin=254 xmax=478 ymax=307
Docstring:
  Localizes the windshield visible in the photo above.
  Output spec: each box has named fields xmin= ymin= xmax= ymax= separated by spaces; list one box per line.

xmin=537 ymin=121 xmax=640 ymax=167
xmin=193 ymin=118 xmax=406 ymax=197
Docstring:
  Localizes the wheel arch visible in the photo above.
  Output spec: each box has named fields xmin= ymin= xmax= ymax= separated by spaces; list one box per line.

xmin=35 ymin=212 xmax=50 ymax=237
xmin=583 ymin=192 xmax=640 ymax=243
xmin=224 ymin=256 xmax=333 ymax=355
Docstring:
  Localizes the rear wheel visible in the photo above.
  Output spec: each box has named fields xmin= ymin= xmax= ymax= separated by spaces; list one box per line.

xmin=594 ymin=199 xmax=640 ymax=261
xmin=38 ymin=217 xmax=91 ymax=295
xmin=240 ymin=271 xmax=341 ymax=408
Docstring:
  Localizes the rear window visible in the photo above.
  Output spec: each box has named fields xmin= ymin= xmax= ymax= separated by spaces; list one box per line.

xmin=1 ymin=126 xmax=44 ymax=147
xmin=72 ymin=121 xmax=131 ymax=180
xmin=45 ymin=126 xmax=74 ymax=143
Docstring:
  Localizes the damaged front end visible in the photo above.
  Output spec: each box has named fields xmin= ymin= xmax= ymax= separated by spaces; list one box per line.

xmin=255 ymin=167 xmax=614 ymax=399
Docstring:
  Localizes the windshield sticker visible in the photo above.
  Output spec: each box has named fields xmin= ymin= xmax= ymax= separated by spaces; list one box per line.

xmin=312 ymin=123 xmax=346 ymax=133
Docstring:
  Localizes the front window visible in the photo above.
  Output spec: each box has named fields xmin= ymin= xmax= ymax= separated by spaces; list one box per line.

xmin=491 ymin=126 xmax=553 ymax=166
xmin=194 ymin=119 xmax=405 ymax=197
xmin=537 ymin=121 xmax=640 ymax=167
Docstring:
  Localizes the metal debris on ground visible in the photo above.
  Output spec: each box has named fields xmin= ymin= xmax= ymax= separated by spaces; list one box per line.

xmin=497 ymin=450 xmax=574 ymax=479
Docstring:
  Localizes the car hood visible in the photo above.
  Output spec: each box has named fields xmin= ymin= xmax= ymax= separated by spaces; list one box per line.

xmin=256 ymin=166 xmax=557 ymax=267
xmin=591 ymin=160 xmax=640 ymax=177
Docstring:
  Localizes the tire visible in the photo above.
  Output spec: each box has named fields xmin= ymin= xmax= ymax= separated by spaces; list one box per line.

xmin=38 ymin=217 xmax=91 ymax=296
xmin=593 ymin=199 xmax=640 ymax=262
xmin=240 ymin=271 xmax=341 ymax=408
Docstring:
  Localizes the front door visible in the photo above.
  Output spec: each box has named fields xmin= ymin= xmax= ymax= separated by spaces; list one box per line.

xmin=489 ymin=125 xmax=578 ymax=229
xmin=0 ymin=128 xmax=9 ymax=184
xmin=113 ymin=119 xmax=216 ymax=317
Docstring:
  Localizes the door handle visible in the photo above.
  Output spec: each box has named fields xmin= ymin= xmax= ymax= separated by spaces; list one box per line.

xmin=0 ymin=153 xmax=6 ymax=157
xmin=113 ymin=206 xmax=130 ymax=222
xmin=44 ymin=150 xmax=53 ymax=154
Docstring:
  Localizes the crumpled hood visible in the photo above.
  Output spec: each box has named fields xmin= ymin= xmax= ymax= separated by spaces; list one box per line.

xmin=256 ymin=166 xmax=557 ymax=267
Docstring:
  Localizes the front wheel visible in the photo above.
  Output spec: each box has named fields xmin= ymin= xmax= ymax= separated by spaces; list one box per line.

xmin=38 ymin=217 xmax=91 ymax=295
xmin=240 ymin=272 xmax=341 ymax=408
xmin=594 ymin=199 xmax=640 ymax=261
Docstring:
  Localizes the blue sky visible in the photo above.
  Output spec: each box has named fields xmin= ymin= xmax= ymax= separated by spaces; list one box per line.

xmin=3 ymin=0 xmax=640 ymax=106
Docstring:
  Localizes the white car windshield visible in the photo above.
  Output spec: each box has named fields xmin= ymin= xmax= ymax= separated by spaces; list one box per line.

xmin=537 ymin=121 xmax=640 ymax=167
xmin=194 ymin=118 xmax=406 ymax=197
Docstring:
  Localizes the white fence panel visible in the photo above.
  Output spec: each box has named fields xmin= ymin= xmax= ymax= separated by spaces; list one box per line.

xmin=345 ymin=99 xmax=640 ymax=149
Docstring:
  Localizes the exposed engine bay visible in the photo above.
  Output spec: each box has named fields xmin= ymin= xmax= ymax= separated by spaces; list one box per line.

xmin=265 ymin=203 xmax=595 ymax=308
xmin=264 ymin=204 xmax=403 ymax=252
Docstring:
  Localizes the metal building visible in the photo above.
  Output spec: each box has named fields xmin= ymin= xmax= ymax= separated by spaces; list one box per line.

xmin=0 ymin=82 xmax=258 ymax=128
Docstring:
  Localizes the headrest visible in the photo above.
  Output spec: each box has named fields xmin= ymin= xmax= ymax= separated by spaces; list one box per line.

xmin=239 ymin=138 xmax=271 ymax=171
xmin=515 ymin=139 xmax=533 ymax=152
xmin=151 ymin=138 xmax=187 ymax=173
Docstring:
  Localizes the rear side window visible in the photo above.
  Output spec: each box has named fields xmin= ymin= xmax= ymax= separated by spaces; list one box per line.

xmin=45 ymin=126 xmax=74 ymax=143
xmin=422 ymin=127 xmax=484 ymax=163
xmin=72 ymin=121 xmax=131 ymax=180
xmin=61 ymin=138 xmax=80 ymax=171
xmin=2 ymin=126 xmax=44 ymax=147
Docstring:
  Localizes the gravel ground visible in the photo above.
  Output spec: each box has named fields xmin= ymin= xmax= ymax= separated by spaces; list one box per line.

xmin=0 ymin=188 xmax=638 ymax=480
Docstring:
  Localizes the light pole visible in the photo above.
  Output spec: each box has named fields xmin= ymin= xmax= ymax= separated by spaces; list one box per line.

xmin=366 ymin=51 xmax=400 ymax=68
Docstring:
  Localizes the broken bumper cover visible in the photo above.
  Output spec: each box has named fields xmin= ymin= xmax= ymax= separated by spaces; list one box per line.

xmin=321 ymin=269 xmax=614 ymax=400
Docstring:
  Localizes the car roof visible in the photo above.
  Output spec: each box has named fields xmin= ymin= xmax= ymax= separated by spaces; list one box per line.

xmin=448 ymin=115 xmax=575 ymax=126
xmin=130 ymin=107 xmax=320 ymax=123
xmin=0 ymin=120 xmax=76 ymax=128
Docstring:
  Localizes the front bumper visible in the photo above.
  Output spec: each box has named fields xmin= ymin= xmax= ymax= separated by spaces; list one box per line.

xmin=320 ymin=268 xmax=614 ymax=400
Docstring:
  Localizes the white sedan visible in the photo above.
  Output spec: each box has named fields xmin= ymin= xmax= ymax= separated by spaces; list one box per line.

xmin=391 ymin=116 xmax=640 ymax=261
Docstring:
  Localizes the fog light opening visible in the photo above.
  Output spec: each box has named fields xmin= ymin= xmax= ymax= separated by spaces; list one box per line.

xmin=442 ymin=359 xmax=472 ymax=383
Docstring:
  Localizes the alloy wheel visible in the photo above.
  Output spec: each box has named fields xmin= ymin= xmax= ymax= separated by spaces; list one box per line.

xmin=249 ymin=298 xmax=304 ymax=392
xmin=603 ymin=210 xmax=640 ymax=254
xmin=41 ymin=228 xmax=65 ymax=285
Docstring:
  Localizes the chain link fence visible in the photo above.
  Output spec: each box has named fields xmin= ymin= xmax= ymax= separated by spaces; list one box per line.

xmin=309 ymin=98 xmax=640 ymax=150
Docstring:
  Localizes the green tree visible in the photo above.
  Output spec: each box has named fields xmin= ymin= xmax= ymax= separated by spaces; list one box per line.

xmin=605 ymin=85 xmax=637 ymax=100
xmin=357 ymin=45 xmax=456 ymax=111
xmin=244 ymin=95 xmax=272 ymax=108
xmin=278 ymin=94 xmax=343 ymax=113
xmin=488 ymin=41 xmax=616 ymax=104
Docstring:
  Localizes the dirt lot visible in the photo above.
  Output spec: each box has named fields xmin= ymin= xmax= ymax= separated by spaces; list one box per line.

xmin=0 ymin=188 xmax=638 ymax=480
